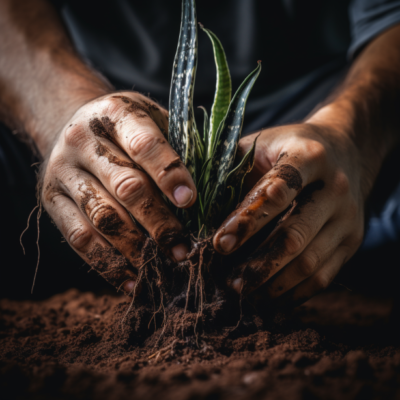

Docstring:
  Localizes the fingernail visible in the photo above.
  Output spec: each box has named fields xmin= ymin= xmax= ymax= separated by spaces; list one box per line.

xmin=219 ymin=234 xmax=237 ymax=253
xmin=172 ymin=243 xmax=188 ymax=262
xmin=124 ymin=280 xmax=136 ymax=294
xmin=231 ymin=278 xmax=243 ymax=294
xmin=173 ymin=185 xmax=193 ymax=207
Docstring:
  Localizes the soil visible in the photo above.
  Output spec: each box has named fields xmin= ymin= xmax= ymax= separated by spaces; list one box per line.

xmin=89 ymin=117 xmax=117 ymax=143
xmin=1 ymin=287 xmax=399 ymax=400
xmin=95 ymin=141 xmax=142 ymax=171
xmin=86 ymin=243 xmax=137 ymax=291
xmin=274 ymin=163 xmax=303 ymax=191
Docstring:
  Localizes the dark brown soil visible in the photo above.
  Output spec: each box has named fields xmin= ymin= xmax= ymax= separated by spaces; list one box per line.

xmin=89 ymin=116 xmax=117 ymax=142
xmin=274 ymin=163 xmax=303 ymax=191
xmin=1 ymin=286 xmax=399 ymax=400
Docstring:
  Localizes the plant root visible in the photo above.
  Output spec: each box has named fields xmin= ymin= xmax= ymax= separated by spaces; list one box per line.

xmin=148 ymin=339 xmax=178 ymax=361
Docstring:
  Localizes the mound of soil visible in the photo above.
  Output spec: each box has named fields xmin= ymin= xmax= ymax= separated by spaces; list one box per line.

xmin=1 ymin=287 xmax=399 ymax=400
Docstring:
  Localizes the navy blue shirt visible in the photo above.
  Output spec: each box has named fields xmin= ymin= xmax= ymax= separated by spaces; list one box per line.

xmin=54 ymin=0 xmax=400 ymax=128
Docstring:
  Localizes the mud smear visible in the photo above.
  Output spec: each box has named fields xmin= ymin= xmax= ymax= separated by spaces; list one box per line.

xmin=140 ymin=198 xmax=154 ymax=216
xmin=86 ymin=243 xmax=136 ymax=290
xmin=274 ymin=163 xmax=303 ymax=191
xmin=112 ymin=95 xmax=151 ymax=118
xmin=291 ymin=180 xmax=325 ymax=216
xmin=153 ymin=226 xmax=187 ymax=251
xmin=111 ymin=95 xmax=168 ymax=136
xmin=237 ymin=231 xmax=288 ymax=295
xmin=80 ymin=181 xmax=100 ymax=215
xmin=95 ymin=205 xmax=124 ymax=236
xmin=276 ymin=151 xmax=288 ymax=163
xmin=89 ymin=116 xmax=117 ymax=143
xmin=78 ymin=182 xmax=129 ymax=238
xmin=164 ymin=157 xmax=183 ymax=172
xmin=95 ymin=141 xmax=143 ymax=171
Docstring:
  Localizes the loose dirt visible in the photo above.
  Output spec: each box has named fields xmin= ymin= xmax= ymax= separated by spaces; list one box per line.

xmin=1 ymin=286 xmax=399 ymax=400
xmin=89 ymin=116 xmax=117 ymax=142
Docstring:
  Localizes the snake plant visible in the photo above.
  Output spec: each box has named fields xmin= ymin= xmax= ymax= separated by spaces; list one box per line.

xmin=169 ymin=0 xmax=261 ymax=237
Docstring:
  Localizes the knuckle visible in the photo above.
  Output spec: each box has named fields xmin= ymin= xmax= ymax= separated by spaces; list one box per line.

xmin=284 ymin=224 xmax=307 ymax=256
xmin=90 ymin=203 xmax=119 ymax=232
xmin=97 ymin=96 xmax=123 ymax=116
xmin=296 ymin=251 xmax=320 ymax=277
xmin=46 ymin=153 xmax=65 ymax=174
xmin=305 ymin=140 xmax=328 ymax=165
xmin=113 ymin=174 xmax=144 ymax=204
xmin=267 ymin=180 xmax=289 ymax=208
xmin=63 ymin=122 xmax=87 ymax=149
xmin=68 ymin=227 xmax=92 ymax=251
xmin=331 ymin=171 xmax=350 ymax=197
xmin=129 ymin=131 xmax=158 ymax=158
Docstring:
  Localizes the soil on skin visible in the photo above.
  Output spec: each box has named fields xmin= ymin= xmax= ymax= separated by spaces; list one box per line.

xmin=1 ymin=286 xmax=400 ymax=400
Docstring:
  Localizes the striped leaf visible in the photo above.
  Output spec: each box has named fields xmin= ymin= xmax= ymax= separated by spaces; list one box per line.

xmin=168 ymin=0 xmax=198 ymax=180
xmin=199 ymin=25 xmax=232 ymax=159
xmin=224 ymin=134 xmax=259 ymax=213
xmin=206 ymin=62 xmax=262 ymax=224
xmin=198 ymin=106 xmax=209 ymax=144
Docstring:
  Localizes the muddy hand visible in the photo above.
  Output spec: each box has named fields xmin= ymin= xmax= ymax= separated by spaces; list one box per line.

xmin=213 ymin=122 xmax=367 ymax=305
xmin=42 ymin=92 xmax=197 ymax=294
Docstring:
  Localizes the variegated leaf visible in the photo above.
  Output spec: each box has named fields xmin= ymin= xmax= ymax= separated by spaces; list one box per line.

xmin=168 ymin=0 xmax=198 ymax=180
xmin=199 ymin=25 xmax=232 ymax=158
xmin=226 ymin=134 xmax=259 ymax=200
xmin=198 ymin=106 xmax=209 ymax=144
xmin=206 ymin=62 xmax=262 ymax=224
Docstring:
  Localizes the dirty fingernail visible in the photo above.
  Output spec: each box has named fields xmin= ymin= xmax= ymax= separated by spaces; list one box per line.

xmin=173 ymin=185 xmax=193 ymax=207
xmin=124 ymin=280 xmax=136 ymax=294
xmin=172 ymin=243 xmax=188 ymax=262
xmin=219 ymin=234 xmax=237 ymax=253
xmin=231 ymin=278 xmax=243 ymax=294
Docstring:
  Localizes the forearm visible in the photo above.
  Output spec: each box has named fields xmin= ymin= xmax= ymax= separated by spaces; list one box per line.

xmin=307 ymin=24 xmax=400 ymax=195
xmin=0 ymin=0 xmax=112 ymax=156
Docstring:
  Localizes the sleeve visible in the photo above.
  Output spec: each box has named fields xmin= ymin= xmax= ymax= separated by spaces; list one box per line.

xmin=348 ymin=0 xmax=400 ymax=58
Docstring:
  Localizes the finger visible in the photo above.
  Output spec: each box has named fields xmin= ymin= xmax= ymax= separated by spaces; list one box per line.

xmin=44 ymin=193 xmax=137 ymax=295
xmin=265 ymin=220 xmax=347 ymax=299
xmin=227 ymin=182 xmax=334 ymax=295
xmin=88 ymin=95 xmax=197 ymax=208
xmin=214 ymin=145 xmax=327 ymax=254
xmin=53 ymin=168 xmax=148 ymax=269
xmin=284 ymin=245 xmax=350 ymax=308
xmin=79 ymin=139 xmax=189 ymax=261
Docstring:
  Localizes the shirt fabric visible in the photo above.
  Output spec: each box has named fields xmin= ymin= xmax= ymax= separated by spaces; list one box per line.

xmin=53 ymin=0 xmax=400 ymax=131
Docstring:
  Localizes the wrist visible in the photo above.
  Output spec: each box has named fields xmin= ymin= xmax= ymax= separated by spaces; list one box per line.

xmin=307 ymin=97 xmax=398 ymax=161
xmin=32 ymin=87 xmax=109 ymax=157
xmin=306 ymin=101 xmax=394 ymax=199
xmin=21 ymin=59 xmax=113 ymax=157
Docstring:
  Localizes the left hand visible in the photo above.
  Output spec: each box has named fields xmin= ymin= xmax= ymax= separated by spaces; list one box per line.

xmin=213 ymin=121 xmax=368 ymax=305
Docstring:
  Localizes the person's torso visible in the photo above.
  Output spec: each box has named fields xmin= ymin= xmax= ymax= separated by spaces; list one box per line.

xmin=58 ymin=0 xmax=351 ymax=125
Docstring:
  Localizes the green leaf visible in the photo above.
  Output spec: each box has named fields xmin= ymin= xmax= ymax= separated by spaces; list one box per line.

xmin=226 ymin=134 xmax=259 ymax=201
xmin=193 ymin=119 xmax=204 ymax=166
xmin=168 ymin=0 xmax=198 ymax=181
xmin=205 ymin=62 xmax=262 ymax=224
xmin=198 ymin=106 xmax=209 ymax=145
xmin=224 ymin=186 xmax=236 ymax=217
xmin=199 ymin=25 xmax=232 ymax=158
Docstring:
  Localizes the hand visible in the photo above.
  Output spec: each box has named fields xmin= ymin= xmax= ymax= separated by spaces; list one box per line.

xmin=213 ymin=121 xmax=367 ymax=305
xmin=41 ymin=92 xmax=197 ymax=294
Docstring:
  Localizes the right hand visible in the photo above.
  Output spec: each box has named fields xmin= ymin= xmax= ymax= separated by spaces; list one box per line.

xmin=41 ymin=92 xmax=197 ymax=294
